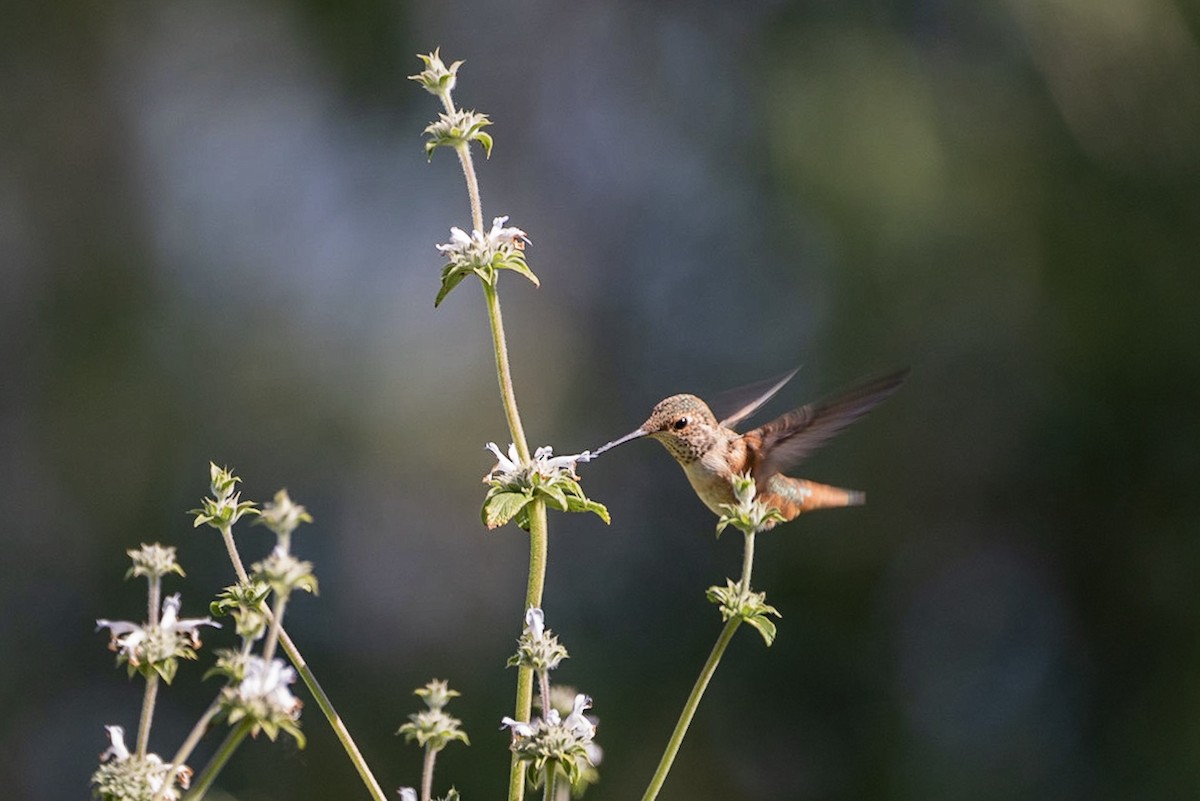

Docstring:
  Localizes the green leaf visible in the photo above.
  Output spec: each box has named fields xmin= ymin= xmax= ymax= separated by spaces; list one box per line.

xmin=474 ymin=130 xmax=493 ymax=158
xmin=745 ymin=614 xmax=778 ymax=646
xmin=482 ymin=490 xmax=533 ymax=530
xmin=497 ymin=257 xmax=540 ymax=287
xmin=537 ymin=483 xmax=569 ymax=512
xmin=565 ymin=494 xmax=611 ymax=524
xmin=435 ymin=268 xmax=471 ymax=307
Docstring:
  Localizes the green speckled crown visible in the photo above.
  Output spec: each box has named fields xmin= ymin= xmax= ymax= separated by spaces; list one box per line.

xmin=641 ymin=394 xmax=721 ymax=464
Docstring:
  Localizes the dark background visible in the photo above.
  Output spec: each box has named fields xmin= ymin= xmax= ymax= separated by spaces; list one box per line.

xmin=4 ymin=1 xmax=1200 ymax=799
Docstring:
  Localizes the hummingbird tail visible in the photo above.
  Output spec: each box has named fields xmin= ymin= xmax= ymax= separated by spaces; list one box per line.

xmin=759 ymin=475 xmax=866 ymax=522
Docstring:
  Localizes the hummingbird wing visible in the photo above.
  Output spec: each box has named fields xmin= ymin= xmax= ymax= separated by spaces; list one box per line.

xmin=714 ymin=367 xmax=800 ymax=429
xmin=744 ymin=369 xmax=909 ymax=485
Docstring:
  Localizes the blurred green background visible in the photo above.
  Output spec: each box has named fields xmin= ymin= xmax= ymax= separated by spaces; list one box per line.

xmin=4 ymin=0 xmax=1200 ymax=799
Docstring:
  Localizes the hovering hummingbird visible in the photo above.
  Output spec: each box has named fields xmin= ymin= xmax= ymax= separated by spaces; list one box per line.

xmin=593 ymin=368 xmax=908 ymax=528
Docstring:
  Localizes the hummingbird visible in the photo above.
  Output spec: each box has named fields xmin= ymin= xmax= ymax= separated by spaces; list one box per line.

xmin=593 ymin=368 xmax=908 ymax=528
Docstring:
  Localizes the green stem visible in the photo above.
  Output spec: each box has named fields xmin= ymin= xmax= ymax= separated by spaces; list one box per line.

xmin=261 ymin=591 xmax=289 ymax=664
xmin=483 ymin=283 xmax=530 ymax=460
xmin=542 ymin=765 xmax=558 ymax=801
xmin=184 ymin=719 xmax=251 ymax=801
xmin=152 ymin=701 xmax=222 ymax=801
xmin=421 ymin=744 xmax=437 ymax=801
xmin=455 ymin=142 xmax=484 ymax=235
xmin=740 ymin=530 xmax=755 ymax=592
xmin=137 ymin=574 xmax=162 ymax=758
xmin=640 ymin=617 xmax=741 ymax=801
xmin=640 ymin=528 xmax=760 ymax=801
xmin=218 ymin=526 xmax=388 ymax=801
xmin=441 ymin=84 xmax=545 ymax=801
xmin=136 ymin=673 xmax=160 ymax=759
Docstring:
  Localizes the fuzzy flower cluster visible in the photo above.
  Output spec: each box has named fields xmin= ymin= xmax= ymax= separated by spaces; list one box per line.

xmin=191 ymin=462 xmax=257 ymax=531
xmin=502 ymin=692 xmax=599 ymax=788
xmin=502 ymin=609 xmax=601 ymax=792
xmin=408 ymin=48 xmax=463 ymax=98
xmin=220 ymin=656 xmax=305 ymax=745
xmin=506 ymin=608 xmax=569 ymax=673
xmin=96 ymin=594 xmax=219 ymax=683
xmin=125 ymin=543 xmax=184 ymax=581
xmin=252 ymin=545 xmax=318 ymax=599
xmin=481 ymin=443 xmax=608 ymax=530
xmin=715 ymin=472 xmax=785 ymax=536
xmin=434 ymin=216 xmax=537 ymax=306
xmin=256 ymin=488 xmax=312 ymax=544
xmin=91 ymin=725 xmax=191 ymax=801
xmin=396 ymin=679 xmax=470 ymax=752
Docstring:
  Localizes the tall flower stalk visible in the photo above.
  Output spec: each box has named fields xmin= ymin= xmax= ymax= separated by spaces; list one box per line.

xmin=640 ymin=474 xmax=783 ymax=801
xmin=411 ymin=49 xmax=594 ymax=801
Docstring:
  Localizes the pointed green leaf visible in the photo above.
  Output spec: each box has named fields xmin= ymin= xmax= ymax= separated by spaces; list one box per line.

xmin=498 ymin=258 xmax=540 ymax=287
xmin=538 ymin=484 xmax=569 ymax=512
xmin=746 ymin=614 xmax=778 ymax=646
xmin=565 ymin=495 xmax=610 ymax=524
xmin=483 ymin=490 xmax=533 ymax=529
xmin=435 ymin=268 xmax=471 ymax=307
xmin=474 ymin=130 xmax=493 ymax=158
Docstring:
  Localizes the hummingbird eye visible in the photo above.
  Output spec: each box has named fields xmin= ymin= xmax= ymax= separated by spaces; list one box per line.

xmin=672 ymin=416 xmax=689 ymax=431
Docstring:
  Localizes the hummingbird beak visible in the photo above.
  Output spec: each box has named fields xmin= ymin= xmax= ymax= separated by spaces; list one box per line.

xmin=590 ymin=428 xmax=647 ymax=457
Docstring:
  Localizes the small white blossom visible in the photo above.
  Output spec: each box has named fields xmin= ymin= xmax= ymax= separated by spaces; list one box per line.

xmin=525 ymin=607 xmax=545 ymax=642
xmin=96 ymin=594 xmax=219 ymax=667
xmin=100 ymin=725 xmax=130 ymax=762
xmin=564 ymin=694 xmax=596 ymax=739
xmin=437 ymin=216 xmax=529 ymax=269
xmin=237 ymin=657 xmax=301 ymax=715
xmin=500 ymin=716 xmax=535 ymax=738
xmin=159 ymin=593 xmax=221 ymax=647
xmin=484 ymin=443 xmax=592 ymax=484
xmin=92 ymin=725 xmax=192 ymax=800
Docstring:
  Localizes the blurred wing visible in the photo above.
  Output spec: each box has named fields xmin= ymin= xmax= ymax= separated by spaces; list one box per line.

xmin=746 ymin=369 xmax=909 ymax=483
xmin=714 ymin=367 xmax=800 ymax=429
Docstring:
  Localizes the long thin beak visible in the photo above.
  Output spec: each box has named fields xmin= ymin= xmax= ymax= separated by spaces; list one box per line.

xmin=590 ymin=428 xmax=647 ymax=457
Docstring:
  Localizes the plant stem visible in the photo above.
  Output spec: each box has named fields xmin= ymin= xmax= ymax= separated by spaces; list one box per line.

xmin=184 ymin=719 xmax=251 ymax=801
xmin=537 ymin=668 xmax=552 ymax=723
xmin=640 ymin=528 xmax=760 ymax=801
xmin=153 ymin=701 xmax=222 ymax=801
xmin=217 ymin=526 xmax=388 ymax=801
xmin=441 ymin=83 xmax=545 ymax=801
xmin=483 ymin=282 xmax=530 ymax=460
xmin=136 ymin=574 xmax=163 ymax=758
xmin=639 ymin=617 xmax=741 ymax=801
xmin=421 ymin=744 xmax=438 ymax=801
xmin=136 ymin=673 xmax=160 ymax=759
xmin=740 ymin=530 xmax=755 ymax=592
xmin=261 ymin=591 xmax=289 ymax=664
xmin=542 ymin=765 xmax=558 ymax=801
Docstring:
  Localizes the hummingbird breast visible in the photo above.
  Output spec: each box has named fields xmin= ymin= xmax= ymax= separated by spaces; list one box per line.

xmin=680 ymin=433 xmax=745 ymax=515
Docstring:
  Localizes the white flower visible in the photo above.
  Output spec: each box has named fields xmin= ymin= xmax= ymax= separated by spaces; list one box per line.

xmin=95 ymin=618 xmax=148 ymax=664
xmin=485 ymin=442 xmax=592 ymax=484
xmin=564 ymin=693 xmax=596 ymax=739
xmin=437 ymin=216 xmax=529 ymax=267
xmin=237 ymin=656 xmax=301 ymax=715
xmin=500 ymin=716 xmax=535 ymax=738
xmin=398 ymin=788 xmax=418 ymax=801
xmin=97 ymin=594 xmax=219 ymax=667
xmin=485 ymin=442 xmax=522 ymax=476
xmin=159 ymin=593 xmax=221 ymax=647
xmin=524 ymin=607 xmax=545 ymax=642
xmin=99 ymin=725 xmax=130 ymax=762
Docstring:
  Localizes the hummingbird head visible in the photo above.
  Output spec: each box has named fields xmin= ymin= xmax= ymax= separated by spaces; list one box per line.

xmin=591 ymin=394 xmax=720 ymax=464
xmin=639 ymin=394 xmax=720 ymax=463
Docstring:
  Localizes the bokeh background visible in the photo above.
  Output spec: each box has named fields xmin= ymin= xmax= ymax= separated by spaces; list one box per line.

xmin=4 ymin=0 xmax=1200 ymax=799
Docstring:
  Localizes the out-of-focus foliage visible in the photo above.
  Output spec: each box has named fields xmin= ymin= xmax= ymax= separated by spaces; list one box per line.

xmin=3 ymin=1 xmax=1199 ymax=799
